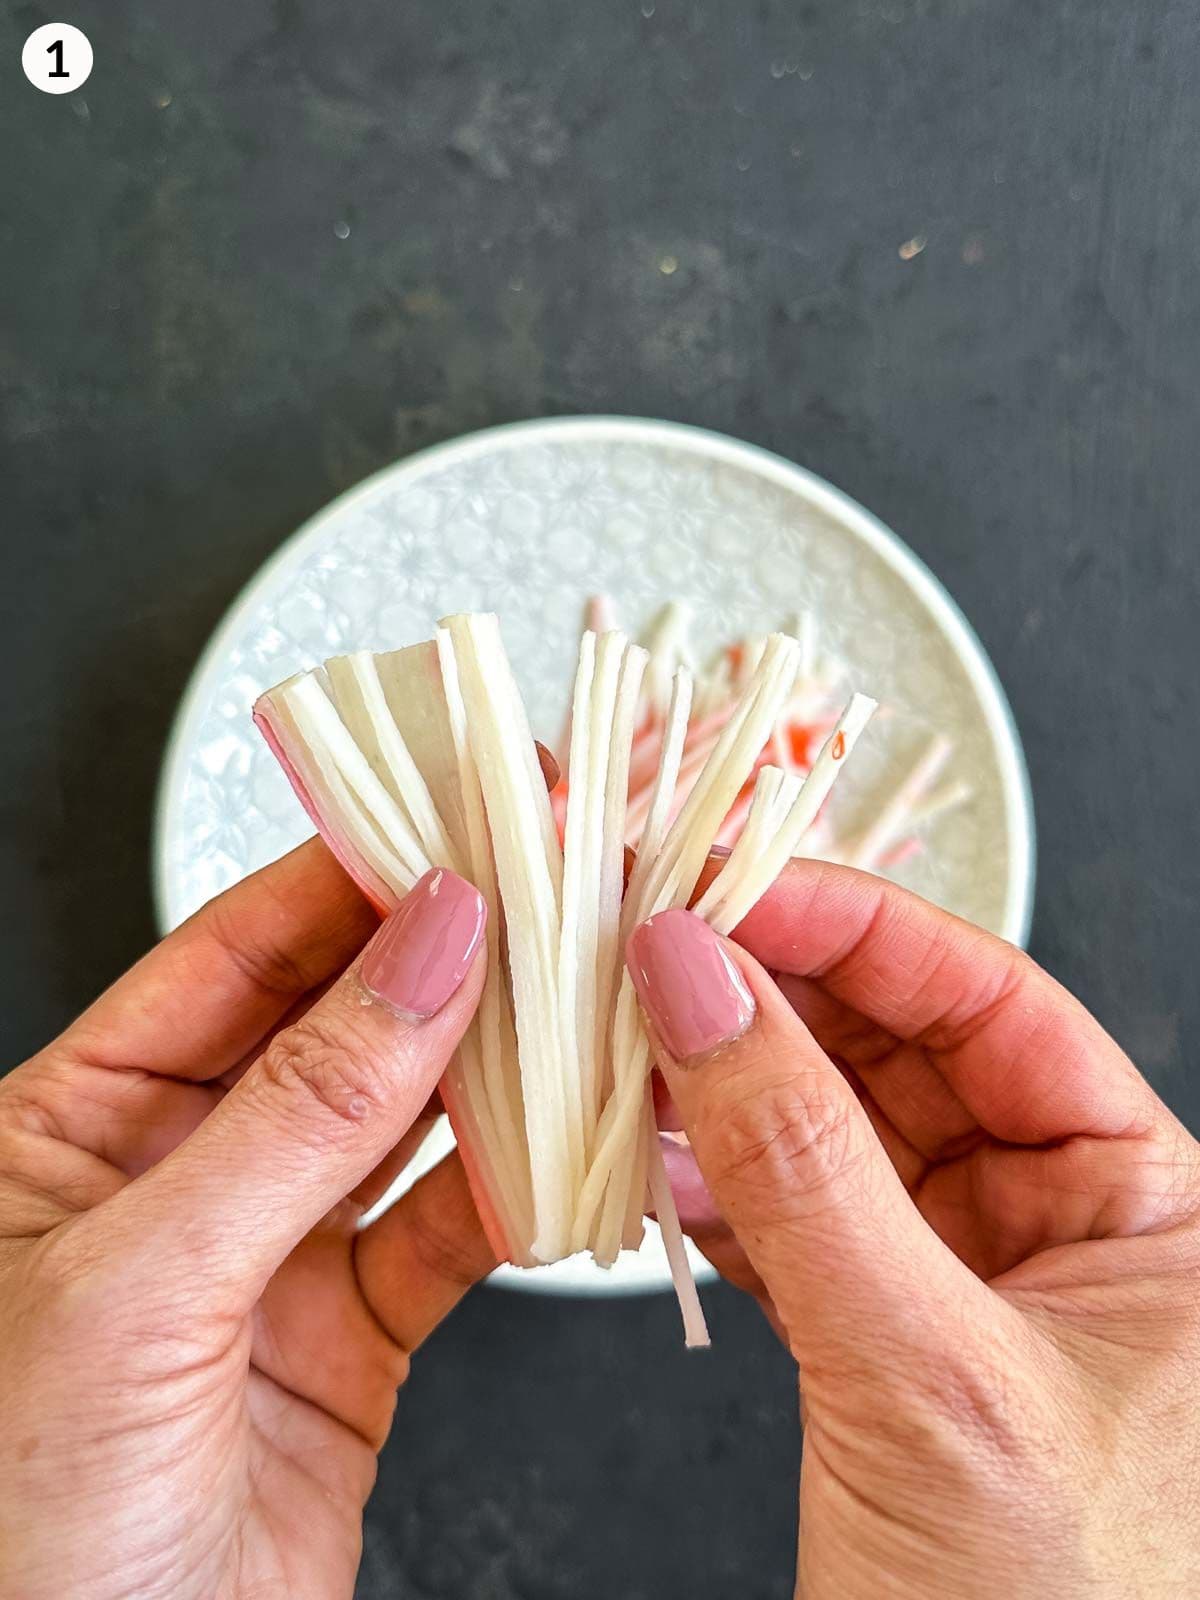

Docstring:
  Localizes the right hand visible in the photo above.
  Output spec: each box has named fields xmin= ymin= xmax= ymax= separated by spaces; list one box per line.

xmin=628 ymin=861 xmax=1200 ymax=1599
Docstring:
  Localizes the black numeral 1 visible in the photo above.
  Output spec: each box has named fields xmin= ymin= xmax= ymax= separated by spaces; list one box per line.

xmin=46 ymin=39 xmax=69 ymax=77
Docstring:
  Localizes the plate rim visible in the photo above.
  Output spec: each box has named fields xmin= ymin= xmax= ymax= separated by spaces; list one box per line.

xmin=152 ymin=416 xmax=1037 ymax=1297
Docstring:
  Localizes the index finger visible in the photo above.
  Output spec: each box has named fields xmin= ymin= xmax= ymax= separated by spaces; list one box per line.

xmin=44 ymin=838 xmax=377 ymax=1083
xmin=46 ymin=755 xmax=562 ymax=1087
xmin=724 ymin=858 xmax=1159 ymax=1143
xmin=93 ymin=870 xmax=488 ymax=1306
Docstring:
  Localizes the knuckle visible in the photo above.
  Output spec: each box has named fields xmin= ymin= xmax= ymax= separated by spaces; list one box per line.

xmin=0 ymin=1075 xmax=61 ymax=1140
xmin=702 ymin=1069 xmax=867 ymax=1219
xmin=255 ymin=1011 xmax=389 ymax=1138
xmin=20 ymin=1220 xmax=117 ymax=1327
xmin=897 ymin=1339 xmax=1047 ymax=1471
xmin=919 ymin=1352 xmax=1022 ymax=1450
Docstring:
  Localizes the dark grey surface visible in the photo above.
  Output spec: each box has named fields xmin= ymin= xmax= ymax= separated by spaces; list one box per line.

xmin=2 ymin=1 xmax=1198 ymax=1594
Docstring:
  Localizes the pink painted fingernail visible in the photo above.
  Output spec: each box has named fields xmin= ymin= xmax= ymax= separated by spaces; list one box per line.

xmin=362 ymin=869 xmax=485 ymax=1020
xmin=626 ymin=908 xmax=755 ymax=1065
xmin=658 ymin=1138 xmax=725 ymax=1232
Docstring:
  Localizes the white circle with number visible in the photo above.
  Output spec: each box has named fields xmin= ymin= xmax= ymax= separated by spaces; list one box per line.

xmin=23 ymin=24 xmax=92 ymax=94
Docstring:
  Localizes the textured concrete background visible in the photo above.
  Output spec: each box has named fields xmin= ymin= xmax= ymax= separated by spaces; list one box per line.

xmin=2 ymin=1 xmax=1198 ymax=1594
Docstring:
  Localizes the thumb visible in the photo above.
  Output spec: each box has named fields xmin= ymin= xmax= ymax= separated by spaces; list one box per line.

xmin=627 ymin=908 xmax=984 ymax=1380
xmin=108 ymin=868 xmax=486 ymax=1305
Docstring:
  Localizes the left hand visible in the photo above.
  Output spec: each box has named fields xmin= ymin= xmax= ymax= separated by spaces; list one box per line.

xmin=0 ymin=843 xmax=494 ymax=1600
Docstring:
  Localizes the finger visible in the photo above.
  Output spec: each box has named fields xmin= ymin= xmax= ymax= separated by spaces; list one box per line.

xmin=213 ymin=973 xmax=345 ymax=1091
xmin=776 ymin=971 xmax=979 ymax=1163
xmin=96 ymin=869 xmax=486 ymax=1305
xmin=779 ymin=977 xmax=1200 ymax=1270
xmin=0 ymin=1108 xmax=127 ymax=1234
xmin=244 ymin=1148 xmax=493 ymax=1451
xmin=654 ymin=1136 xmax=775 ymax=1307
xmin=49 ymin=755 xmax=562 ymax=1089
xmin=1 ymin=1054 xmax=222 ymax=1178
xmin=355 ymin=1151 xmax=496 ymax=1355
xmin=348 ymin=1099 xmax=443 ymax=1212
xmin=627 ymin=908 xmax=998 ymax=1378
xmin=724 ymin=859 xmax=1157 ymax=1145
xmin=5 ymin=973 xmax=356 ymax=1182
xmin=47 ymin=837 xmax=377 ymax=1083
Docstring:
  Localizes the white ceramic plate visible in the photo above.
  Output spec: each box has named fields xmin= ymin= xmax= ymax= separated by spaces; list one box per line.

xmin=154 ymin=416 xmax=1035 ymax=1297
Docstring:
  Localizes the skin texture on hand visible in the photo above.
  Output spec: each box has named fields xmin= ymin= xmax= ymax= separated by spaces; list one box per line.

xmin=632 ymin=859 xmax=1200 ymax=1600
xmin=0 ymin=847 xmax=497 ymax=1600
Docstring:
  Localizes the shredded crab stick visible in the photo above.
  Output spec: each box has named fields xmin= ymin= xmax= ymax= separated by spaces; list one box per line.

xmin=566 ymin=598 xmax=967 ymax=870
xmin=255 ymin=609 xmax=889 ymax=1346
xmin=443 ymin=614 xmax=575 ymax=1263
xmin=833 ymin=733 xmax=952 ymax=869
xmin=255 ymin=646 xmax=532 ymax=1264
xmin=435 ymin=631 xmax=535 ymax=1256
xmin=573 ymin=635 xmax=807 ymax=1270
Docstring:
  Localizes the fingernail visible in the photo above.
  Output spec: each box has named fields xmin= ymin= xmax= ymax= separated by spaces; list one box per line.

xmin=657 ymin=1138 xmax=725 ymax=1233
xmin=535 ymin=741 xmax=561 ymax=789
xmin=362 ymin=869 xmax=486 ymax=1020
xmin=626 ymin=908 xmax=755 ymax=1065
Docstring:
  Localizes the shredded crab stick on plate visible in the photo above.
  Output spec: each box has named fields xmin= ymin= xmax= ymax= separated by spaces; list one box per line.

xmin=558 ymin=598 xmax=968 ymax=870
xmin=255 ymin=609 xmax=892 ymax=1346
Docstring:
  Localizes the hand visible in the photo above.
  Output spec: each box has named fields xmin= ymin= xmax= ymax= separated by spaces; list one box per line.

xmin=629 ymin=862 xmax=1200 ymax=1599
xmin=0 ymin=847 xmax=494 ymax=1600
